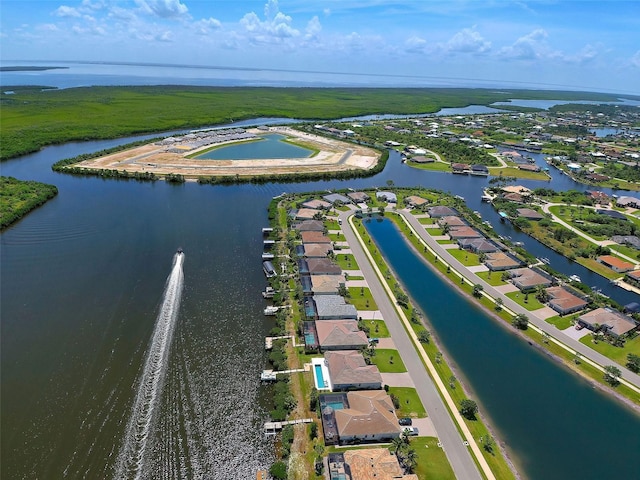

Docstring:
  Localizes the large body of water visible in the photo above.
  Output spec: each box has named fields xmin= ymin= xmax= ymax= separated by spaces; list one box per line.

xmin=196 ymin=133 xmax=312 ymax=160
xmin=1 ymin=66 xmax=639 ymax=478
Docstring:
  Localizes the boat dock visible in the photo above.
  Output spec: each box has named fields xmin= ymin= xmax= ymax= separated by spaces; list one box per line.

xmin=262 ymin=227 xmax=274 ymax=235
xmin=261 ymin=366 xmax=308 ymax=381
xmin=264 ymin=418 xmax=314 ymax=436
xmin=265 ymin=334 xmax=303 ymax=350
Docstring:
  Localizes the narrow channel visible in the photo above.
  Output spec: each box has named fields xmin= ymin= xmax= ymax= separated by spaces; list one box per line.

xmin=364 ymin=217 xmax=640 ymax=480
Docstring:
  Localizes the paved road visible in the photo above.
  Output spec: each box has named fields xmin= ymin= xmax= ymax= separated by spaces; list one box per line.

xmin=400 ymin=210 xmax=640 ymax=390
xmin=338 ymin=209 xmax=484 ymax=480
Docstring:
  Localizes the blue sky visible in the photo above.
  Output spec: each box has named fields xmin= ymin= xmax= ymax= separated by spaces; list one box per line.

xmin=1 ymin=0 xmax=639 ymax=93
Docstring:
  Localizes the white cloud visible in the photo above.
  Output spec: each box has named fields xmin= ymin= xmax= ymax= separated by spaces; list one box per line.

xmin=499 ymin=28 xmax=548 ymax=60
xmin=445 ymin=28 xmax=491 ymax=54
xmin=108 ymin=6 xmax=138 ymax=22
xmin=323 ymin=8 xmax=331 ymax=16
xmin=135 ymin=0 xmax=189 ymax=20
xmin=305 ymin=16 xmax=321 ymax=40
xmin=405 ymin=36 xmax=428 ymax=54
xmin=240 ymin=1 xmax=300 ymax=44
xmin=630 ymin=51 xmax=640 ymax=68
xmin=53 ymin=5 xmax=82 ymax=18
xmin=194 ymin=17 xmax=222 ymax=35
xmin=37 ymin=23 xmax=60 ymax=32
xmin=72 ymin=24 xmax=106 ymax=36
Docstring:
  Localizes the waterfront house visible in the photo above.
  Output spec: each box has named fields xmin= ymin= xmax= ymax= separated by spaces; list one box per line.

xmin=306 ymin=258 xmax=343 ymax=275
xmin=451 ymin=162 xmax=470 ymax=174
xmin=508 ymin=267 xmax=553 ymax=292
xmin=311 ymin=275 xmax=345 ymax=295
xmin=597 ymin=255 xmax=635 ymax=273
xmin=516 ymin=208 xmax=545 ymax=221
xmin=470 ymin=164 xmax=489 ymax=176
xmin=376 ymin=191 xmax=397 ymax=203
xmin=587 ymin=191 xmax=610 ymax=205
xmin=410 ymin=155 xmax=434 ymax=163
xmin=295 ymin=219 xmax=325 ymax=232
xmin=295 ymin=208 xmax=320 ymax=220
xmin=518 ymin=164 xmax=541 ymax=172
xmin=577 ymin=308 xmax=638 ymax=338
xmin=502 ymin=192 xmax=524 ymax=203
xmin=484 ymin=252 xmax=521 ymax=271
xmin=447 ymin=226 xmax=483 ymax=240
xmin=457 ymin=238 xmax=499 ymax=254
xmin=301 ymin=243 xmax=333 ymax=258
xmin=325 ymin=350 xmax=382 ymax=391
xmin=333 ymin=391 xmax=402 ymax=444
xmin=302 ymin=199 xmax=332 ymax=210
xmin=328 ymin=449 xmax=418 ymax=480
xmin=404 ymin=195 xmax=428 ymax=208
xmin=347 ymin=191 xmax=370 ymax=203
xmin=315 ymin=320 xmax=369 ymax=350
xmin=625 ymin=270 xmax=640 ymax=288
xmin=545 ymin=286 xmax=589 ymax=315
xmin=301 ymin=231 xmax=332 ymax=244
xmin=616 ymin=196 xmax=640 ymax=208
xmin=438 ymin=216 xmax=467 ymax=228
xmin=314 ymin=295 xmax=358 ymax=320
xmin=611 ymin=236 xmax=640 ymax=249
xmin=323 ymin=193 xmax=351 ymax=205
xmin=427 ymin=206 xmax=459 ymax=218
xmin=596 ymin=209 xmax=628 ymax=221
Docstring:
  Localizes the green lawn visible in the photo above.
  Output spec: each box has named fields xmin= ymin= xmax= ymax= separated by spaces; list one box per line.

xmin=545 ymin=314 xmax=574 ymax=330
xmin=347 ymin=287 xmax=378 ymax=310
xmin=329 ymin=232 xmax=346 ymax=241
xmin=580 ymin=333 xmax=640 ymax=365
xmin=365 ymin=319 xmax=390 ymax=338
xmin=488 ymin=166 xmax=549 ymax=180
xmin=371 ymin=349 xmax=407 ymax=373
xmin=388 ymin=387 xmax=427 ymax=418
xmin=335 ymin=253 xmax=359 ymax=270
xmin=407 ymin=161 xmax=452 ymax=172
xmin=346 ymin=275 xmax=364 ymax=280
xmin=448 ymin=248 xmax=481 ymax=266
xmin=476 ymin=270 xmax=507 ymax=286
xmin=505 ymin=291 xmax=545 ymax=311
xmin=427 ymin=228 xmax=445 ymax=236
xmin=418 ymin=217 xmax=435 ymax=225
xmin=437 ymin=239 xmax=456 ymax=244
xmin=412 ymin=437 xmax=457 ymax=480
xmin=324 ymin=219 xmax=340 ymax=230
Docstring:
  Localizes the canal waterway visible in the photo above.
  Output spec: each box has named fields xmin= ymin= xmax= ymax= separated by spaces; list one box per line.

xmin=364 ymin=218 xmax=640 ymax=480
xmin=1 ymin=121 xmax=638 ymax=478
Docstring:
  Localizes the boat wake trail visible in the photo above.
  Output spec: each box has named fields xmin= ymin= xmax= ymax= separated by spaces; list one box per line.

xmin=114 ymin=253 xmax=184 ymax=480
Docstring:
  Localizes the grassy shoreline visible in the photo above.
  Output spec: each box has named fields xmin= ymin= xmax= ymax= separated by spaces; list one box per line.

xmin=0 ymin=176 xmax=58 ymax=229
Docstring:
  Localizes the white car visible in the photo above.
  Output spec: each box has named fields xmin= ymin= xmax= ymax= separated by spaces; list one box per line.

xmin=403 ymin=427 xmax=419 ymax=436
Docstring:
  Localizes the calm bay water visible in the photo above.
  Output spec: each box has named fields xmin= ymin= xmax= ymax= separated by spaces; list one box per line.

xmin=2 ymin=104 xmax=639 ymax=477
xmin=196 ymin=133 xmax=312 ymax=160
xmin=365 ymin=218 xmax=640 ymax=480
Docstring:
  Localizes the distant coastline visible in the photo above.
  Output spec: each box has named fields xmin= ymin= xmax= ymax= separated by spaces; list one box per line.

xmin=0 ymin=66 xmax=68 ymax=72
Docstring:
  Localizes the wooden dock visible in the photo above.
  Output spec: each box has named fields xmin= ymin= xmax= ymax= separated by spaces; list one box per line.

xmin=264 ymin=418 xmax=314 ymax=436
xmin=265 ymin=335 xmax=291 ymax=350
xmin=261 ymin=367 xmax=307 ymax=381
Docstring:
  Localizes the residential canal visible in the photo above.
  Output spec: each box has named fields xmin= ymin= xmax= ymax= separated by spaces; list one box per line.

xmin=364 ymin=217 xmax=640 ymax=480
xmin=1 ymin=126 xmax=638 ymax=478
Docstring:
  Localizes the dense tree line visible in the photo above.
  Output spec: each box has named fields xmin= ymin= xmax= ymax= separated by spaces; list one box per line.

xmin=1 ymin=176 xmax=58 ymax=229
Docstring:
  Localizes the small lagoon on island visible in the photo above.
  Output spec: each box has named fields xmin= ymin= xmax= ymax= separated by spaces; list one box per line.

xmin=194 ymin=133 xmax=313 ymax=160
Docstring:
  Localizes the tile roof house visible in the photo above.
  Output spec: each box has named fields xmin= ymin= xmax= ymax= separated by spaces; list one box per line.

xmin=448 ymin=226 xmax=483 ymax=240
xmin=315 ymin=320 xmax=369 ymax=350
xmin=625 ymin=269 xmax=640 ymax=288
xmin=301 ymin=230 xmax=332 ymax=244
xmin=516 ymin=208 xmax=545 ymax=220
xmin=334 ymin=391 xmax=403 ymax=444
xmin=597 ymin=255 xmax=635 ymax=273
xmin=577 ymin=308 xmax=638 ymax=338
xmin=325 ymin=351 xmax=382 ymax=391
xmin=295 ymin=208 xmax=321 ymax=220
xmin=295 ymin=219 xmax=325 ymax=232
xmin=484 ymin=252 xmax=521 ymax=271
xmin=303 ymin=199 xmax=332 ymax=210
xmin=302 ymin=243 xmax=333 ymax=258
xmin=328 ymin=449 xmax=419 ymax=480
xmin=405 ymin=195 xmax=428 ymax=207
xmin=323 ymin=193 xmax=351 ymax=204
xmin=458 ymin=237 xmax=499 ymax=253
xmin=438 ymin=216 xmax=466 ymax=228
xmin=502 ymin=192 xmax=524 ymax=203
xmin=311 ymin=275 xmax=344 ymax=295
xmin=508 ymin=267 xmax=553 ymax=292
xmin=428 ymin=206 xmax=459 ymax=218
xmin=347 ymin=191 xmax=370 ymax=203
xmin=616 ymin=196 xmax=640 ymax=208
xmin=307 ymin=258 xmax=343 ymax=275
xmin=314 ymin=295 xmax=358 ymax=320
xmin=545 ymin=286 xmax=589 ymax=315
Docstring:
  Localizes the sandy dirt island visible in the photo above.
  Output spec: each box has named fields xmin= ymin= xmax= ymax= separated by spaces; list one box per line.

xmin=72 ymin=127 xmax=380 ymax=178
